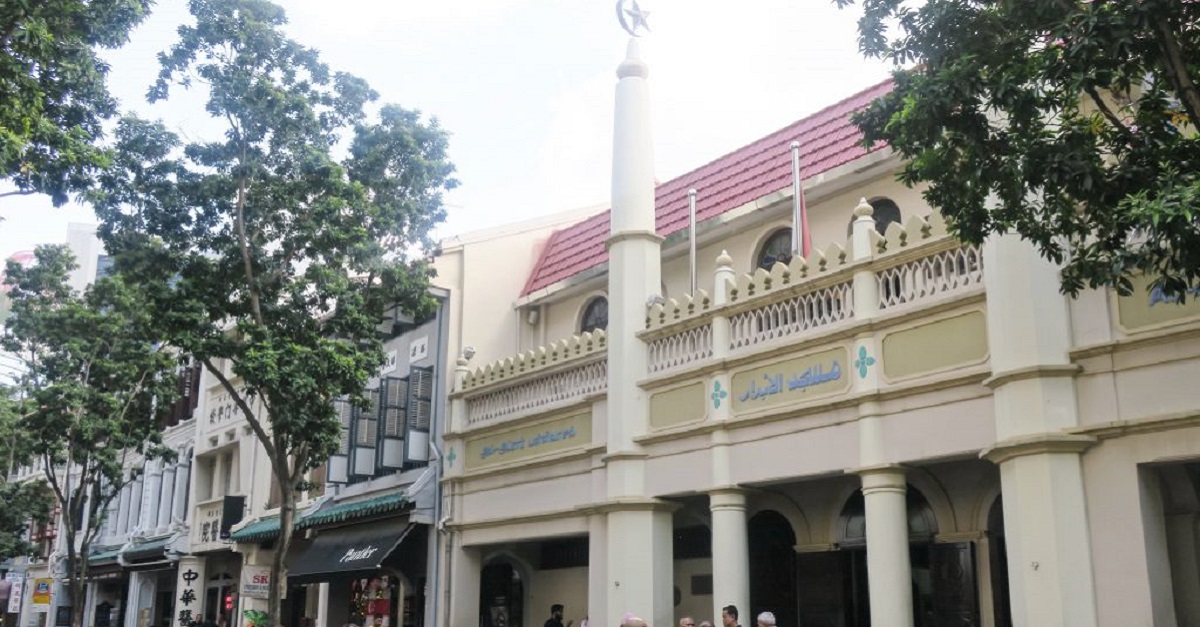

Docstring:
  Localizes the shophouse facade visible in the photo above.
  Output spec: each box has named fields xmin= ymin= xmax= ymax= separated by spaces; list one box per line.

xmin=431 ymin=42 xmax=1200 ymax=627
xmin=193 ymin=293 xmax=450 ymax=627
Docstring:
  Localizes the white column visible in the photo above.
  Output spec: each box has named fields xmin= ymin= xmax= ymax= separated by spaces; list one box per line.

xmin=980 ymin=234 xmax=1098 ymax=627
xmin=173 ymin=460 xmax=191 ymax=524
xmin=603 ymin=38 xmax=673 ymax=627
xmin=447 ymin=545 xmax=481 ymax=627
xmin=142 ymin=463 xmax=164 ymax=532
xmin=587 ymin=514 xmax=607 ymax=627
xmin=848 ymin=198 xmax=912 ymax=626
xmin=212 ymin=453 xmax=227 ymax=499
xmin=158 ymin=464 xmax=177 ymax=534
xmin=859 ymin=467 xmax=913 ymax=626
xmin=315 ymin=583 xmax=330 ymax=627
xmin=115 ymin=483 xmax=132 ymax=538
xmin=709 ymin=489 xmax=749 ymax=622
xmin=128 ymin=477 xmax=144 ymax=534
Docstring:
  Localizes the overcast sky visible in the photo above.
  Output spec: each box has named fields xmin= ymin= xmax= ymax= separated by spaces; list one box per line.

xmin=0 ymin=0 xmax=891 ymax=257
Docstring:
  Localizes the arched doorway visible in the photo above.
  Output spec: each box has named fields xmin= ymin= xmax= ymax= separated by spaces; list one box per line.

xmin=796 ymin=486 xmax=978 ymax=626
xmin=480 ymin=560 xmax=524 ymax=627
xmin=748 ymin=511 xmax=797 ymax=627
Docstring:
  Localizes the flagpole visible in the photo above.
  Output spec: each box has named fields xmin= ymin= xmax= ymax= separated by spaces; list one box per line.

xmin=790 ymin=141 xmax=803 ymax=258
xmin=688 ymin=188 xmax=698 ymax=294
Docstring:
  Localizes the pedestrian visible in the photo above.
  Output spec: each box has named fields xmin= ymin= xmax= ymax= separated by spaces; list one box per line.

xmin=755 ymin=613 xmax=775 ymax=627
xmin=721 ymin=606 xmax=741 ymax=627
xmin=545 ymin=604 xmax=573 ymax=627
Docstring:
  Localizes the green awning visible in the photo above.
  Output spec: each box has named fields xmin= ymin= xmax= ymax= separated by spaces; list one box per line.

xmin=298 ymin=493 xmax=408 ymax=529
xmin=230 ymin=492 xmax=410 ymax=544
xmin=88 ymin=546 xmax=123 ymax=565
xmin=123 ymin=537 xmax=171 ymax=561
xmin=229 ymin=516 xmax=285 ymax=543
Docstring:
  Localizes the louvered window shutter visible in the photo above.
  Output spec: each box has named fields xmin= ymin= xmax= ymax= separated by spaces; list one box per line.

xmin=351 ymin=388 xmax=381 ymax=477
xmin=327 ymin=398 xmax=354 ymax=484
xmin=404 ymin=366 xmax=434 ymax=462
xmin=379 ymin=377 xmax=408 ymax=469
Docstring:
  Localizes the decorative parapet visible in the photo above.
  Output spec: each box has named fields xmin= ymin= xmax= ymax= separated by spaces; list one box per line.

xmin=460 ymin=330 xmax=607 ymax=392
xmin=645 ymin=290 xmax=711 ymax=331
xmin=727 ymin=240 xmax=851 ymax=304
xmin=872 ymin=212 xmax=952 ymax=258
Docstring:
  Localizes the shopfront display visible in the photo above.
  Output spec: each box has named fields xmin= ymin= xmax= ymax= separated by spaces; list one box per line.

xmin=348 ymin=576 xmax=396 ymax=627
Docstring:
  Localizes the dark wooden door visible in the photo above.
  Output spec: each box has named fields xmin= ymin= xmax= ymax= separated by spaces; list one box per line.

xmin=929 ymin=543 xmax=978 ymax=627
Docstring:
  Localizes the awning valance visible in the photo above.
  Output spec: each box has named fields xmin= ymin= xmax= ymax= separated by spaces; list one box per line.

xmin=287 ymin=522 xmax=415 ymax=582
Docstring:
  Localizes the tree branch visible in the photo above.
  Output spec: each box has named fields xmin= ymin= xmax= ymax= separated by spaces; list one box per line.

xmin=1150 ymin=10 xmax=1200 ymax=128
xmin=198 ymin=357 xmax=279 ymax=461
xmin=0 ymin=190 xmax=38 ymax=200
xmin=1083 ymin=86 xmax=1129 ymax=133
xmin=230 ymin=114 xmax=264 ymax=325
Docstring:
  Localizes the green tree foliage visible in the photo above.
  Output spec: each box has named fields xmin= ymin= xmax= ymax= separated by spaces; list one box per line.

xmin=837 ymin=0 xmax=1200 ymax=297
xmin=2 ymin=245 xmax=177 ymax=627
xmin=90 ymin=1 xmax=457 ymax=622
xmin=0 ymin=393 xmax=53 ymax=560
xmin=0 ymin=0 xmax=153 ymax=205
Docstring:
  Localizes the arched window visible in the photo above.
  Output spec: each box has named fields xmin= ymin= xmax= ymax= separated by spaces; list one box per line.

xmin=480 ymin=560 xmax=523 ymax=627
xmin=756 ymin=228 xmax=793 ymax=270
xmin=845 ymin=197 xmax=904 ymax=236
xmin=871 ymin=198 xmax=902 ymax=233
xmin=579 ymin=296 xmax=608 ymax=333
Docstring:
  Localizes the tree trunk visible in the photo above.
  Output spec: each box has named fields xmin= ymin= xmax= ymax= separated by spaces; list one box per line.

xmin=268 ymin=471 xmax=297 ymax=627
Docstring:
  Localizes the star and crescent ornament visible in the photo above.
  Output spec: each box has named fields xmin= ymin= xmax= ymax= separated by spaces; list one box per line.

xmin=616 ymin=0 xmax=651 ymax=37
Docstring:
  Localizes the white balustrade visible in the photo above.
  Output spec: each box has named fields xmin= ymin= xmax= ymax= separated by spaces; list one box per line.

xmin=728 ymin=281 xmax=855 ymax=351
xmin=876 ymin=245 xmax=983 ymax=310
xmin=465 ymin=358 xmax=607 ymax=426
xmin=648 ymin=325 xmax=714 ymax=373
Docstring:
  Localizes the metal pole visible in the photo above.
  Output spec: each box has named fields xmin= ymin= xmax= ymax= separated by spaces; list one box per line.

xmin=790 ymin=141 xmax=803 ymax=258
xmin=688 ymin=188 xmax=698 ymax=295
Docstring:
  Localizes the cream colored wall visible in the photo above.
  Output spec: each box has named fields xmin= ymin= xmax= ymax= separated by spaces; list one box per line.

xmin=459 ymin=473 xmax=593 ymax=523
xmin=673 ymin=558 xmax=714 ymax=623
xmin=1082 ymin=426 xmax=1200 ymax=626
xmin=529 ymin=568 xmax=589 ymax=626
xmin=541 ymin=288 xmax=607 ymax=348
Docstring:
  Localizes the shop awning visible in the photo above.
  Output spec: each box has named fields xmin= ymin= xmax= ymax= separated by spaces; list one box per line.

xmin=287 ymin=522 xmax=415 ymax=582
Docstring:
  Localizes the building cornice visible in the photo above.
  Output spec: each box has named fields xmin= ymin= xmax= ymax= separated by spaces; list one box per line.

xmin=980 ymin=433 xmax=1097 ymax=465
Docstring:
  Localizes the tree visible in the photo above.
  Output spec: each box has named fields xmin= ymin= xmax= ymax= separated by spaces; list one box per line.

xmin=89 ymin=1 xmax=457 ymax=624
xmin=0 ymin=392 xmax=54 ymax=561
xmin=2 ymin=245 xmax=177 ymax=627
xmin=0 ymin=0 xmax=153 ymax=206
xmin=836 ymin=0 xmax=1200 ymax=298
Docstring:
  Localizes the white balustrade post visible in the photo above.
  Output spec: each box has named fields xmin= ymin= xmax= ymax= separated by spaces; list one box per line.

xmin=851 ymin=198 xmax=880 ymax=318
xmin=450 ymin=355 xmax=471 ymax=432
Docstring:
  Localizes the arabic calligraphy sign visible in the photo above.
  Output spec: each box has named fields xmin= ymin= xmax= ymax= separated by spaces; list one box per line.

xmin=465 ymin=411 xmax=592 ymax=470
xmin=730 ymin=347 xmax=850 ymax=415
xmin=1116 ymin=274 xmax=1200 ymax=332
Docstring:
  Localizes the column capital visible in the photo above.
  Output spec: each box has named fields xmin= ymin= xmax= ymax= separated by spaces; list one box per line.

xmin=848 ymin=464 xmax=906 ymax=493
xmin=708 ymin=487 xmax=747 ymax=511
xmin=981 ymin=433 xmax=1097 ymax=465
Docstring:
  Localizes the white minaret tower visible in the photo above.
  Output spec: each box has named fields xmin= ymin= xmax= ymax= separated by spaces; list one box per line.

xmin=599 ymin=26 xmax=674 ymax=627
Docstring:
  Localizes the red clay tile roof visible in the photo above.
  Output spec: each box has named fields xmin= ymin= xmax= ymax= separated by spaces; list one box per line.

xmin=520 ymin=78 xmax=894 ymax=297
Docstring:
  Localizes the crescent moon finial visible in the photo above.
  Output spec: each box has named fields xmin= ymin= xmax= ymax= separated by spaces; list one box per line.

xmin=616 ymin=0 xmax=651 ymax=38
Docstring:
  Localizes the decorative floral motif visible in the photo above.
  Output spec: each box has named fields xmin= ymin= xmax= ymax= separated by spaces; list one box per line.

xmin=711 ymin=381 xmax=728 ymax=409
xmin=854 ymin=345 xmax=876 ymax=379
xmin=446 ymin=447 xmax=457 ymax=468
